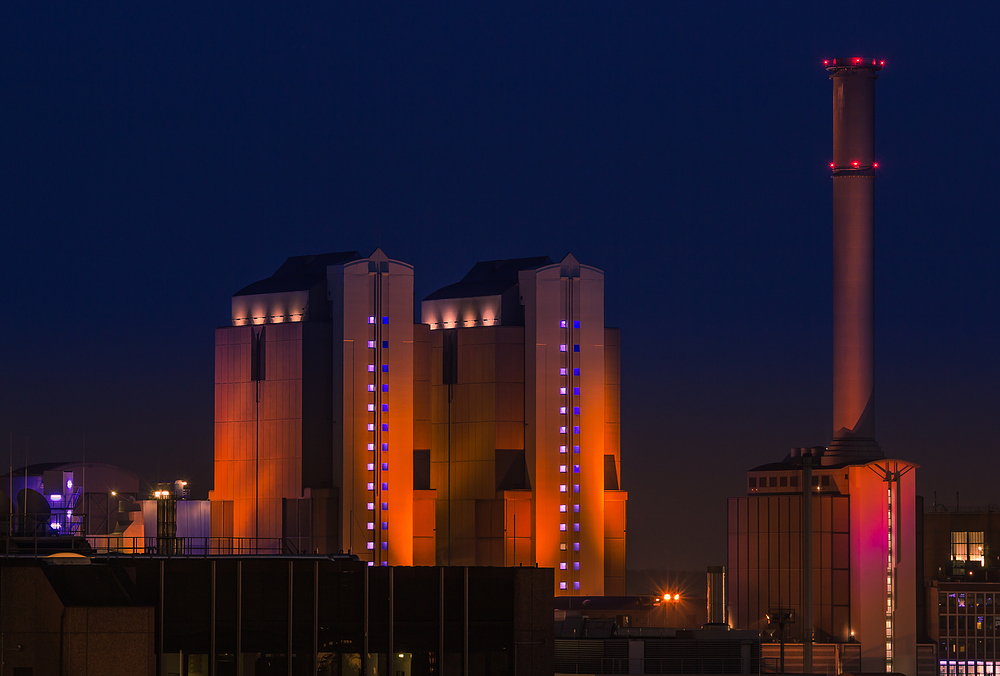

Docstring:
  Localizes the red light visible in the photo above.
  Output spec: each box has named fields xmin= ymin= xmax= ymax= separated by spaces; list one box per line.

xmin=880 ymin=61 xmax=885 ymax=66
xmin=830 ymin=162 xmax=835 ymax=168
xmin=823 ymin=60 xmax=829 ymax=66
xmin=852 ymin=161 xmax=859 ymax=167
xmin=872 ymin=59 xmax=876 ymax=65
xmin=873 ymin=162 xmax=879 ymax=168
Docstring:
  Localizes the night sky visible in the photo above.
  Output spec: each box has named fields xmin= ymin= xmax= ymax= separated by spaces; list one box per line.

xmin=3 ymin=3 xmax=998 ymax=576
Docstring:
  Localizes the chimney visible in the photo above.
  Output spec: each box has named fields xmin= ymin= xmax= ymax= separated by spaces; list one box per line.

xmin=824 ymin=57 xmax=885 ymax=465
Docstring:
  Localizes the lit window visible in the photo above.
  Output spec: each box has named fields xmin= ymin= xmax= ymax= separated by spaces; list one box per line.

xmin=574 ymin=321 xmax=580 ymax=328
xmin=560 ymin=524 xmax=567 ymax=531
xmin=574 ymin=543 xmax=580 ymax=551
xmin=573 ymin=426 xmax=580 ymax=434
xmin=382 ymin=404 xmax=389 ymax=412
xmin=381 ymin=502 xmax=388 ymax=510
xmin=367 ymin=542 xmax=374 ymax=550
xmin=382 ymin=365 xmax=389 ymax=372
xmin=381 ymin=542 xmax=388 ymax=550
xmin=368 ymin=365 xmax=375 ymax=372
xmin=368 ymin=340 xmax=375 ymax=348
xmin=559 ymin=387 xmax=567 ymax=395
xmin=559 ymin=485 xmax=567 ymax=492
xmin=368 ymin=404 xmax=375 ymax=412
xmin=573 ymin=406 xmax=580 ymax=414
xmin=574 ymin=345 xmax=580 ymax=352
xmin=573 ymin=484 xmax=580 ymax=492
xmin=573 ymin=368 xmax=580 ymax=376
xmin=381 ymin=482 xmax=388 ymax=491
xmin=382 ymin=424 xmax=388 ymax=431
xmin=559 ymin=426 xmax=567 ymax=434
xmin=367 ymin=482 xmax=374 ymax=490
xmin=573 ymin=562 xmax=580 ymax=570
xmin=574 ymin=582 xmax=581 ymax=590
xmin=382 ymin=341 xmax=388 ymax=348
xmin=560 ymin=543 xmax=567 ymax=551
xmin=382 ymin=463 xmax=388 ymax=471
xmin=367 ymin=424 xmax=375 ymax=431
xmin=559 ymin=465 xmax=567 ymax=473
xmin=560 ymin=582 xmax=567 ymax=589
xmin=367 ymin=522 xmax=374 ymax=530
xmin=382 ymin=522 xmax=388 ymax=530
xmin=560 ymin=344 xmax=567 ymax=352
xmin=382 ymin=384 xmax=389 ymax=392
xmin=368 ymin=384 xmax=375 ymax=392
xmin=382 ymin=316 xmax=389 ymax=324
xmin=367 ymin=502 xmax=374 ymax=510
xmin=574 ymin=465 xmax=580 ymax=472
xmin=574 ymin=524 xmax=580 ymax=532
xmin=560 ymin=368 xmax=567 ymax=376
xmin=368 ymin=316 xmax=375 ymax=324
xmin=573 ymin=387 xmax=580 ymax=395
xmin=560 ymin=563 xmax=567 ymax=570
xmin=367 ymin=443 xmax=375 ymax=451
xmin=573 ymin=445 xmax=580 ymax=453
xmin=367 ymin=463 xmax=375 ymax=471
xmin=559 ymin=505 xmax=567 ymax=512
xmin=560 ymin=406 xmax=567 ymax=414
xmin=560 ymin=320 xmax=567 ymax=328
xmin=573 ymin=505 xmax=580 ymax=513
xmin=559 ymin=445 xmax=567 ymax=453
xmin=382 ymin=443 xmax=388 ymax=451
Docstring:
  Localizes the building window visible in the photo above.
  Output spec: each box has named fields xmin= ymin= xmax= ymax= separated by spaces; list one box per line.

xmin=560 ymin=344 xmax=567 ymax=352
xmin=574 ymin=344 xmax=580 ymax=352
xmin=790 ymin=476 xmax=799 ymax=487
xmin=574 ymin=321 xmax=580 ymax=328
xmin=749 ymin=478 xmax=757 ymax=488
xmin=382 ymin=502 xmax=388 ymax=510
xmin=560 ymin=368 xmax=567 ymax=375
xmin=574 ymin=368 xmax=580 ymax=376
xmin=769 ymin=476 xmax=777 ymax=488
xmin=779 ymin=476 xmax=787 ymax=487
xmin=560 ymin=582 xmax=567 ymax=589
xmin=952 ymin=532 xmax=985 ymax=564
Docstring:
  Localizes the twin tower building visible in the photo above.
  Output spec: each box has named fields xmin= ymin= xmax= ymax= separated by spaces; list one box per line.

xmin=210 ymin=249 xmax=626 ymax=596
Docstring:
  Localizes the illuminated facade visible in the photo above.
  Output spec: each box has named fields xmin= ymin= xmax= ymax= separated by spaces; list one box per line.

xmin=213 ymin=250 xmax=625 ymax=587
xmin=212 ymin=249 xmax=429 ymax=565
xmin=422 ymin=254 xmax=626 ymax=595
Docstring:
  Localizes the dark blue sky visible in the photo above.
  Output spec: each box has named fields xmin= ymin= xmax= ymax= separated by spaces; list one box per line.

xmin=3 ymin=3 xmax=998 ymax=572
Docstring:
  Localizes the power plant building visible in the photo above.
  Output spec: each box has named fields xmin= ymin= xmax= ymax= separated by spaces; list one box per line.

xmin=211 ymin=250 xmax=625 ymax=594
xmin=726 ymin=57 xmax=921 ymax=676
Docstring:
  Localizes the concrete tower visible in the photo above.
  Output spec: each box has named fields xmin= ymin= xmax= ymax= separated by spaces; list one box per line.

xmin=826 ymin=56 xmax=885 ymax=464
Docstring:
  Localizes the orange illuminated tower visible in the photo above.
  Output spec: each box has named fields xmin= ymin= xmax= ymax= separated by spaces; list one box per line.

xmin=422 ymin=254 xmax=627 ymax=595
xmin=826 ymin=56 xmax=884 ymax=464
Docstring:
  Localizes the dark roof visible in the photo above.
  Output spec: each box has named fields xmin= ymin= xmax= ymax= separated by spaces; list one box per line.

xmin=234 ymin=251 xmax=362 ymax=297
xmin=42 ymin=561 xmax=141 ymax=606
xmin=424 ymin=256 xmax=553 ymax=301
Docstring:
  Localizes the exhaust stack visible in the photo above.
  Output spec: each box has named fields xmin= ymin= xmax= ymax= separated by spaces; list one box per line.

xmin=825 ymin=57 xmax=885 ymax=464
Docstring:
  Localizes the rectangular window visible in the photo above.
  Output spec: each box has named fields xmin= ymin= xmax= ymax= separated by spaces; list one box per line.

xmin=367 ymin=502 xmax=374 ymax=510
xmin=790 ymin=476 xmax=798 ymax=487
xmin=574 ymin=581 xmax=581 ymax=590
xmin=381 ymin=482 xmax=388 ymax=491
xmin=560 ymin=581 xmax=567 ymax=589
xmin=367 ymin=482 xmax=374 ymax=491
xmin=382 ymin=502 xmax=389 ymax=510
xmin=573 ymin=505 xmax=580 ymax=513
xmin=573 ymin=406 xmax=580 ymax=414
xmin=573 ymin=426 xmax=580 ymax=434
xmin=367 ymin=463 xmax=375 ymax=471
xmin=368 ymin=316 xmax=375 ymax=324
xmin=367 ymin=443 xmax=375 ymax=451
xmin=573 ymin=445 xmax=580 ymax=453
xmin=382 ymin=404 xmax=389 ymax=412
xmin=382 ymin=443 xmax=388 ymax=451
xmin=560 ymin=344 xmax=567 ymax=352
xmin=382 ymin=364 xmax=389 ymax=372
xmin=779 ymin=476 xmax=788 ymax=487
xmin=382 ymin=423 xmax=388 ymax=432
xmin=382 ymin=522 xmax=388 ymax=530
xmin=574 ymin=344 xmax=580 ymax=352
xmin=559 ymin=485 xmax=567 ymax=493
xmin=382 ymin=316 xmax=389 ymax=324
xmin=573 ymin=465 xmax=580 ymax=473
xmin=559 ymin=445 xmax=567 ymax=453
xmin=560 ymin=407 xmax=567 ymax=414
xmin=559 ymin=426 xmax=567 ymax=434
xmin=573 ymin=387 xmax=580 ymax=395
xmin=559 ymin=466 xmax=567 ymax=473
xmin=559 ymin=505 xmax=567 ymax=513
xmin=368 ymin=340 xmax=375 ymax=348
xmin=574 ymin=562 xmax=580 ymax=570
xmin=749 ymin=478 xmax=757 ymax=488
xmin=382 ymin=384 xmax=389 ymax=392
xmin=367 ymin=542 xmax=374 ymax=550
xmin=382 ymin=463 xmax=389 ymax=471
xmin=560 ymin=368 xmax=567 ymax=376
xmin=560 ymin=524 xmax=567 ymax=531
xmin=382 ymin=543 xmax=388 ymax=550
xmin=573 ymin=543 xmax=580 ymax=551
xmin=368 ymin=404 xmax=375 ymax=412
xmin=952 ymin=532 xmax=985 ymax=563
xmin=368 ymin=365 xmax=375 ymax=372
xmin=560 ymin=543 xmax=567 ymax=551
xmin=560 ymin=562 xmax=567 ymax=570
xmin=382 ymin=340 xmax=389 ymax=348
xmin=560 ymin=320 xmax=567 ymax=328
xmin=573 ymin=484 xmax=580 ymax=493
xmin=573 ymin=523 xmax=580 ymax=532
xmin=368 ymin=384 xmax=375 ymax=392
xmin=560 ymin=387 xmax=567 ymax=395
xmin=574 ymin=368 xmax=580 ymax=376
xmin=367 ymin=424 xmax=375 ymax=431
xmin=574 ymin=320 xmax=580 ymax=328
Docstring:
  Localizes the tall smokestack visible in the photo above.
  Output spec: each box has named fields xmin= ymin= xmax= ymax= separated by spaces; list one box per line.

xmin=825 ymin=57 xmax=885 ymax=464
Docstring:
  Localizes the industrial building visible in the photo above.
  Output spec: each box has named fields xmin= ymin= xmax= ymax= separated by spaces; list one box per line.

xmin=726 ymin=57 xmax=923 ymax=676
xmin=211 ymin=249 xmax=625 ymax=594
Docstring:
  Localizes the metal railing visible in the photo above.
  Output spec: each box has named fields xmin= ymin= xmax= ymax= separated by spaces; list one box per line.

xmin=1 ymin=534 xmax=308 ymax=558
